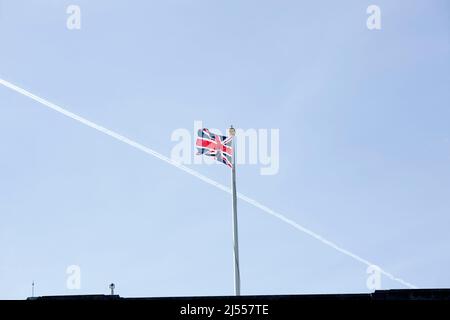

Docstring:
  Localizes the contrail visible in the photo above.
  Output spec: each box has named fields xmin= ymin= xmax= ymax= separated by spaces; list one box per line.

xmin=0 ymin=78 xmax=417 ymax=289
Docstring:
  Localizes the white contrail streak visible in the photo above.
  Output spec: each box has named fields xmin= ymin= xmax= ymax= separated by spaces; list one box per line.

xmin=0 ymin=77 xmax=417 ymax=289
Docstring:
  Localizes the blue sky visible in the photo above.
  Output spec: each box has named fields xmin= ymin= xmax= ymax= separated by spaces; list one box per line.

xmin=0 ymin=0 xmax=449 ymax=299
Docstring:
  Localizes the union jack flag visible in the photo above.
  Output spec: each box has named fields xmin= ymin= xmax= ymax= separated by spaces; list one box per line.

xmin=196 ymin=128 xmax=233 ymax=168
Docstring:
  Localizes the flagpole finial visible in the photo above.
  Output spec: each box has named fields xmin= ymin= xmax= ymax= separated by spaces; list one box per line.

xmin=229 ymin=125 xmax=236 ymax=136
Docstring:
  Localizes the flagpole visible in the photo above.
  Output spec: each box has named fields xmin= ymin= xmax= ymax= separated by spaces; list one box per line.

xmin=229 ymin=126 xmax=241 ymax=296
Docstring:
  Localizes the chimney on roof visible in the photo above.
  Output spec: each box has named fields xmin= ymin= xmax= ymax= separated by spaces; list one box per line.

xmin=109 ymin=283 xmax=115 ymax=295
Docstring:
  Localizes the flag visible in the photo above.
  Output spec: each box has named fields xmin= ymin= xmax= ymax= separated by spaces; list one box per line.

xmin=196 ymin=128 xmax=233 ymax=168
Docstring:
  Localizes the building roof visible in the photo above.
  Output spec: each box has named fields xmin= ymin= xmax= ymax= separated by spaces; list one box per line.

xmin=27 ymin=289 xmax=450 ymax=301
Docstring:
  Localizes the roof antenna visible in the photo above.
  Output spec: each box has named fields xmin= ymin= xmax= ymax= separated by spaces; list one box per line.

xmin=109 ymin=283 xmax=115 ymax=295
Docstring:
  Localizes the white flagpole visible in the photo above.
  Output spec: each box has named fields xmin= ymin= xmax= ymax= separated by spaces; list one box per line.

xmin=229 ymin=126 xmax=241 ymax=296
